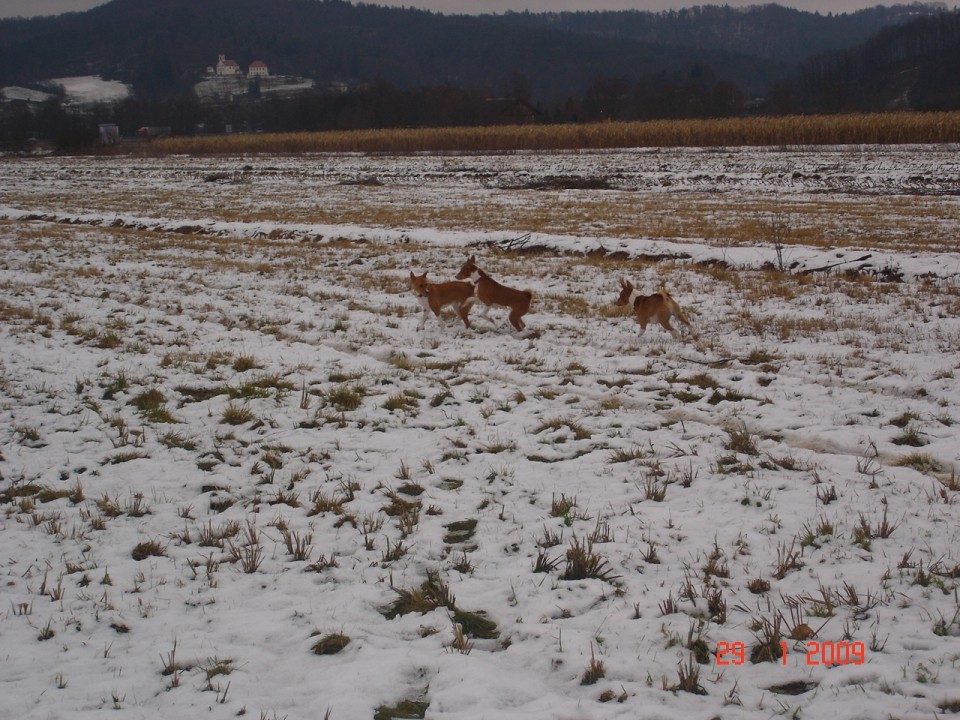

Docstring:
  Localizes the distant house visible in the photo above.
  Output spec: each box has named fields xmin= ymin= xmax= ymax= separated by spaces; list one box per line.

xmin=248 ymin=60 xmax=269 ymax=78
xmin=137 ymin=126 xmax=172 ymax=139
xmin=98 ymin=123 xmax=119 ymax=145
xmin=215 ymin=54 xmax=241 ymax=77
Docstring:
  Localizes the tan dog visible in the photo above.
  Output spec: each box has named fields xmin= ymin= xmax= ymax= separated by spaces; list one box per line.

xmin=455 ymin=255 xmax=533 ymax=332
xmin=615 ymin=278 xmax=695 ymax=339
xmin=409 ymin=271 xmax=475 ymax=330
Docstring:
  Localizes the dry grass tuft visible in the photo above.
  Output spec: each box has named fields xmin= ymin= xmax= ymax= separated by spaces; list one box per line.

xmin=311 ymin=632 xmax=351 ymax=655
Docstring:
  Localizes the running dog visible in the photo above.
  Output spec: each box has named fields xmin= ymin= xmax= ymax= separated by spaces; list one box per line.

xmin=615 ymin=278 xmax=695 ymax=339
xmin=409 ymin=271 xmax=475 ymax=330
xmin=455 ymin=255 xmax=533 ymax=332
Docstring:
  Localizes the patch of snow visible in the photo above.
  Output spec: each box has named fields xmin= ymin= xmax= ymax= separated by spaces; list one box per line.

xmin=1 ymin=85 xmax=56 ymax=103
xmin=42 ymin=75 xmax=131 ymax=105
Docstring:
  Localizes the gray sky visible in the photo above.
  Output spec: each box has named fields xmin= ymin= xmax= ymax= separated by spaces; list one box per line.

xmin=1 ymin=0 xmax=956 ymax=19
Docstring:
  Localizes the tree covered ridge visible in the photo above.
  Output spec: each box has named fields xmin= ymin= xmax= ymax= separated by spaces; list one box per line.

xmin=0 ymin=0 xmax=948 ymax=101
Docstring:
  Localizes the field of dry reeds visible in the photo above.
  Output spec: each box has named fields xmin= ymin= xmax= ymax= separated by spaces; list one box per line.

xmin=149 ymin=111 xmax=960 ymax=156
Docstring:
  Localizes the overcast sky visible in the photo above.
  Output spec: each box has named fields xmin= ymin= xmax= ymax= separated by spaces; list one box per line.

xmin=1 ymin=0 xmax=956 ymax=19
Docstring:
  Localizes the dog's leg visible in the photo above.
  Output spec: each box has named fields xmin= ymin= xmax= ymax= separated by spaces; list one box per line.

xmin=429 ymin=296 xmax=456 ymax=329
xmin=509 ymin=308 xmax=525 ymax=332
xmin=676 ymin=311 xmax=694 ymax=338
xmin=660 ymin=317 xmax=679 ymax=339
xmin=457 ymin=301 xmax=472 ymax=329
xmin=417 ymin=297 xmax=431 ymax=330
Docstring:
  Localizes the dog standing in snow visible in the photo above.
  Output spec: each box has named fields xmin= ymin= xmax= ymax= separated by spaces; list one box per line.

xmin=615 ymin=278 xmax=696 ymax=339
xmin=409 ymin=271 xmax=476 ymax=330
xmin=455 ymin=255 xmax=533 ymax=332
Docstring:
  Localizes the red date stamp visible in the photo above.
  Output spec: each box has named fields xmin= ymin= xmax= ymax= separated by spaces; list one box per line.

xmin=716 ymin=640 xmax=866 ymax=666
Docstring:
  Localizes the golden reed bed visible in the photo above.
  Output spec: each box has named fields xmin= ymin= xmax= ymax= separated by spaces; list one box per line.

xmin=148 ymin=112 xmax=960 ymax=155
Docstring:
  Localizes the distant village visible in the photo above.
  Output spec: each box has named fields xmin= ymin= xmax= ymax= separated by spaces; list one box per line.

xmin=0 ymin=53 xmax=319 ymax=110
xmin=193 ymin=53 xmax=315 ymax=104
xmin=207 ymin=54 xmax=270 ymax=79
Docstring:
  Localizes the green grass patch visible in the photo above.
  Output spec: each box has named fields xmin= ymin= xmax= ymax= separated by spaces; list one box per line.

xmin=374 ymin=700 xmax=428 ymax=720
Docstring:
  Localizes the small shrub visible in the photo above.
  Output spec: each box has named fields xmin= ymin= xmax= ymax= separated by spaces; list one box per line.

xmin=533 ymin=550 xmax=562 ymax=573
xmin=771 ymin=539 xmax=803 ymax=579
xmin=311 ymin=633 xmax=351 ymax=655
xmin=669 ymin=655 xmax=707 ymax=695
xmin=38 ymin=619 xmax=55 ymax=641
xmin=724 ymin=422 xmax=759 ymax=456
xmin=889 ymin=410 xmax=920 ymax=428
xmin=642 ymin=477 xmax=667 ymax=502
xmin=280 ymin=528 xmax=313 ymax=561
xmin=232 ymin=354 xmax=260 ymax=372
xmin=892 ymin=452 xmax=941 ymax=474
xmin=892 ymin=424 xmax=927 ymax=447
xmin=431 ymin=390 xmax=454 ymax=407
xmin=608 ymin=445 xmax=647 ymax=463
xmin=533 ymin=416 xmax=592 ymax=441
xmin=130 ymin=388 xmax=176 ymax=423
xmin=562 ymin=536 xmax=620 ymax=582
xmin=816 ymin=484 xmax=838 ymax=505
xmin=160 ymin=431 xmax=197 ymax=450
xmin=14 ymin=425 xmax=43 ymax=446
xmin=581 ymin=646 xmax=606 ymax=685
xmin=95 ymin=331 xmax=123 ymax=349
xmin=749 ymin=614 xmax=784 ymax=664
xmin=384 ymin=392 xmax=419 ymax=413
xmin=385 ymin=570 xmax=455 ymax=618
xmin=325 ymin=384 xmax=364 ymax=412
xmin=131 ymin=540 xmax=166 ymax=561
xmin=220 ymin=402 xmax=255 ymax=425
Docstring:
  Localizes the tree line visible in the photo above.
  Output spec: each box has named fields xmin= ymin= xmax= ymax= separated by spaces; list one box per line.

xmin=1 ymin=68 xmax=755 ymax=151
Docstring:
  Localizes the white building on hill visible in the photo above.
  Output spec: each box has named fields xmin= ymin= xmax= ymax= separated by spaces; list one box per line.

xmin=212 ymin=54 xmax=241 ymax=76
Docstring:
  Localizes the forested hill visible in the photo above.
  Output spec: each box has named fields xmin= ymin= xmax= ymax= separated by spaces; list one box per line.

xmin=797 ymin=10 xmax=960 ymax=112
xmin=493 ymin=3 xmax=941 ymax=64
xmin=0 ymin=0 xmax=947 ymax=103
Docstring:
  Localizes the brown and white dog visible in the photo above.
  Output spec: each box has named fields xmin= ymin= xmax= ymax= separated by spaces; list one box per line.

xmin=409 ymin=271 xmax=475 ymax=330
xmin=455 ymin=255 xmax=533 ymax=332
xmin=615 ymin=279 xmax=695 ymax=339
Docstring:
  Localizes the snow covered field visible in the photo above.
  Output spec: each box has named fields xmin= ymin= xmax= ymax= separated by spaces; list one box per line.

xmin=2 ymin=147 xmax=960 ymax=720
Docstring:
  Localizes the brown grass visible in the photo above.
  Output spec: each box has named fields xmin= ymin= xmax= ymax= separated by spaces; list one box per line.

xmin=6 ymin=155 xmax=959 ymax=256
xmin=151 ymin=112 xmax=960 ymax=156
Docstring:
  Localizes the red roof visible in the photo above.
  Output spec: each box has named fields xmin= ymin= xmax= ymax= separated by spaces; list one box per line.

xmin=249 ymin=60 xmax=267 ymax=68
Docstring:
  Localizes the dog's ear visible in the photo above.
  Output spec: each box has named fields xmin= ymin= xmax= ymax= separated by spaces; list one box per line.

xmin=410 ymin=271 xmax=415 ymax=279
xmin=619 ymin=278 xmax=627 ymax=289
xmin=468 ymin=255 xmax=475 ymax=263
